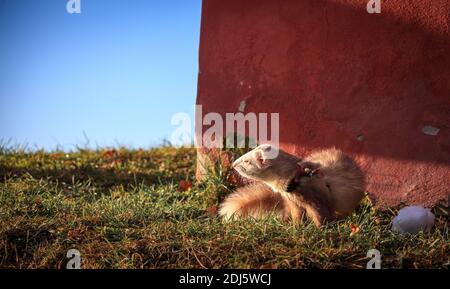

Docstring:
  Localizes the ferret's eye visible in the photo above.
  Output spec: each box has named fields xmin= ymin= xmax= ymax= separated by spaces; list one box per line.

xmin=244 ymin=160 xmax=249 ymax=163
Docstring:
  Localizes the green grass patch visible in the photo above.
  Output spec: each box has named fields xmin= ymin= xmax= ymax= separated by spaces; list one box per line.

xmin=0 ymin=146 xmax=448 ymax=268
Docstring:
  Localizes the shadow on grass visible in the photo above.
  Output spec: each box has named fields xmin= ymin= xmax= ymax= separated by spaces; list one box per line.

xmin=0 ymin=165 xmax=185 ymax=190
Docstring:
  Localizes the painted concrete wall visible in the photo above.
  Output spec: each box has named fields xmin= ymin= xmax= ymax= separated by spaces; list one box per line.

xmin=196 ymin=0 xmax=449 ymax=207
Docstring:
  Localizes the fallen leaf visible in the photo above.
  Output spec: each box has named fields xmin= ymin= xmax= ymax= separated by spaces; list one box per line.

xmin=178 ymin=180 xmax=193 ymax=192
xmin=206 ymin=205 xmax=218 ymax=216
xmin=349 ymin=224 xmax=360 ymax=236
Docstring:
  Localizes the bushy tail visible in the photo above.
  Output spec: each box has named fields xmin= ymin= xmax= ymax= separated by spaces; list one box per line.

xmin=219 ymin=183 xmax=304 ymax=221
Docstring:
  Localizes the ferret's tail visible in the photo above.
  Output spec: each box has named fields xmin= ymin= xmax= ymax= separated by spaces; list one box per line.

xmin=218 ymin=183 xmax=304 ymax=221
xmin=218 ymin=183 xmax=282 ymax=220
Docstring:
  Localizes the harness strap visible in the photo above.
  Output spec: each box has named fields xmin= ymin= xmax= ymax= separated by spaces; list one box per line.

xmin=286 ymin=163 xmax=323 ymax=192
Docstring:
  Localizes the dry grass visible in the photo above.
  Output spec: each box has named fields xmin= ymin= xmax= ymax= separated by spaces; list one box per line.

xmin=0 ymin=145 xmax=448 ymax=268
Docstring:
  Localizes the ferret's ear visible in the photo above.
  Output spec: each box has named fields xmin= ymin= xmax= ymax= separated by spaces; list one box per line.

xmin=258 ymin=144 xmax=272 ymax=152
xmin=254 ymin=149 xmax=268 ymax=168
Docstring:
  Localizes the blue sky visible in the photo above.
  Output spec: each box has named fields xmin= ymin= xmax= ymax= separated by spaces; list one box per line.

xmin=0 ymin=0 xmax=201 ymax=150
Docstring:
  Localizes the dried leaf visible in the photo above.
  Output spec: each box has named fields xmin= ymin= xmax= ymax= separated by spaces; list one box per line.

xmin=206 ymin=205 xmax=218 ymax=216
xmin=349 ymin=224 xmax=360 ymax=236
xmin=178 ymin=180 xmax=193 ymax=192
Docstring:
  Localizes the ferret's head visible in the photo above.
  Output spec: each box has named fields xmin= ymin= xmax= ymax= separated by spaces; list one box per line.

xmin=232 ymin=144 xmax=299 ymax=185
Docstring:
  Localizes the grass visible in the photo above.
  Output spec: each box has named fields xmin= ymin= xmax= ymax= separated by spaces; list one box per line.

xmin=0 ymin=145 xmax=448 ymax=269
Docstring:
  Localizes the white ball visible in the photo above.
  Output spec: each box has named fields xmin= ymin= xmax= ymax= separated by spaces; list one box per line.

xmin=391 ymin=206 xmax=435 ymax=234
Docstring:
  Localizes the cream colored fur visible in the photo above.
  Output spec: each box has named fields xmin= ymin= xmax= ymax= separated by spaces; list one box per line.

xmin=219 ymin=145 xmax=365 ymax=226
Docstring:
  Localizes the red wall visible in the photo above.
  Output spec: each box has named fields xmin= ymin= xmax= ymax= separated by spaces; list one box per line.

xmin=196 ymin=0 xmax=449 ymax=207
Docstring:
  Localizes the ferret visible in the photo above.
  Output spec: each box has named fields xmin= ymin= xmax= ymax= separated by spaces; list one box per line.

xmin=218 ymin=144 xmax=365 ymax=227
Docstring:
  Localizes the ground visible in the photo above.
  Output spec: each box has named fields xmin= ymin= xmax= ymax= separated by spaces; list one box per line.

xmin=0 ymin=145 xmax=448 ymax=269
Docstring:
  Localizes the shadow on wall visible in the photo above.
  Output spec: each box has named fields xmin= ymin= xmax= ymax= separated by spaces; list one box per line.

xmin=197 ymin=0 xmax=450 ymax=165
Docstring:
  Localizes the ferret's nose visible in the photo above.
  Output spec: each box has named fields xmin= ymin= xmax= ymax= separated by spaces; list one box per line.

xmin=232 ymin=160 xmax=239 ymax=168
